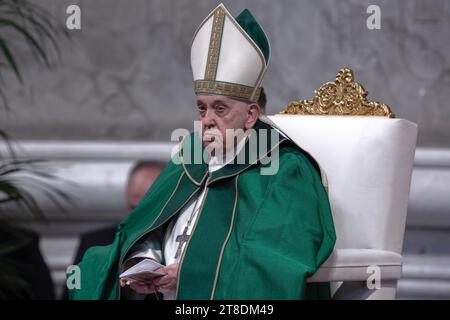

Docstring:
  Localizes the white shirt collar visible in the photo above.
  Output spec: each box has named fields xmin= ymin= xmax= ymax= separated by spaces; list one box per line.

xmin=208 ymin=130 xmax=251 ymax=173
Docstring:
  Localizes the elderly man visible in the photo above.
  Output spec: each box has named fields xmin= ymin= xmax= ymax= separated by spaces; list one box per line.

xmin=70 ymin=4 xmax=335 ymax=300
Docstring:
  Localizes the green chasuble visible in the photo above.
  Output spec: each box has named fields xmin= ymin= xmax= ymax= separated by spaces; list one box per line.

xmin=69 ymin=120 xmax=336 ymax=300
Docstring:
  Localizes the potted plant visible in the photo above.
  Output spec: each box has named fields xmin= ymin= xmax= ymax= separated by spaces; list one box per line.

xmin=0 ymin=0 xmax=70 ymax=299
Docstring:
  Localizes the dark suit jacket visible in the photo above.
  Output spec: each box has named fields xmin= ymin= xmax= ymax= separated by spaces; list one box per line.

xmin=0 ymin=226 xmax=55 ymax=299
xmin=62 ymin=225 xmax=117 ymax=299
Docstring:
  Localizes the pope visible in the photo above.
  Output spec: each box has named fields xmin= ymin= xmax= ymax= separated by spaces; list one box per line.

xmin=69 ymin=3 xmax=336 ymax=300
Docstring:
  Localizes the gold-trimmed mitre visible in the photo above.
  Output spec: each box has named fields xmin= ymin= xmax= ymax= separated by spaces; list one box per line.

xmin=190 ymin=3 xmax=270 ymax=102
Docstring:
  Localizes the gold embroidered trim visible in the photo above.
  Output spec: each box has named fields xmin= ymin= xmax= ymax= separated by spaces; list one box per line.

xmin=280 ymin=67 xmax=395 ymax=117
xmin=210 ymin=175 xmax=239 ymax=299
xmin=179 ymin=135 xmax=209 ymax=186
xmin=204 ymin=6 xmax=225 ymax=80
xmin=175 ymin=185 xmax=210 ymax=299
xmin=195 ymin=80 xmax=261 ymax=102
xmin=207 ymin=137 xmax=287 ymax=186
xmin=117 ymin=171 xmax=188 ymax=299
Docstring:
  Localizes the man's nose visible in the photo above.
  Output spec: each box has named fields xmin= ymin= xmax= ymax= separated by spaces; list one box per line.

xmin=202 ymin=109 xmax=216 ymax=129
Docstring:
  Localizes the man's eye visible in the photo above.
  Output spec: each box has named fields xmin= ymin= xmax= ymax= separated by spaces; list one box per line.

xmin=198 ymin=107 xmax=206 ymax=114
xmin=216 ymin=106 xmax=226 ymax=113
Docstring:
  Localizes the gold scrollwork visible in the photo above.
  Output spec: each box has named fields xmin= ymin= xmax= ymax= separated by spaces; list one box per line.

xmin=279 ymin=67 xmax=395 ymax=117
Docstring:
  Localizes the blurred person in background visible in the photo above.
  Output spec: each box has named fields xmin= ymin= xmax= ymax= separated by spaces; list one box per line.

xmin=62 ymin=161 xmax=165 ymax=299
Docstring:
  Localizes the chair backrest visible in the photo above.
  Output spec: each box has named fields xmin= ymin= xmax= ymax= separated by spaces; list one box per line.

xmin=267 ymin=67 xmax=418 ymax=254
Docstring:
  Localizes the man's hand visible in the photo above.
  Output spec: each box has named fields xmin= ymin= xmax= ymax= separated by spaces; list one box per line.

xmin=153 ymin=263 xmax=179 ymax=292
xmin=119 ymin=257 xmax=162 ymax=294
xmin=119 ymin=262 xmax=179 ymax=294
xmin=120 ymin=275 xmax=160 ymax=294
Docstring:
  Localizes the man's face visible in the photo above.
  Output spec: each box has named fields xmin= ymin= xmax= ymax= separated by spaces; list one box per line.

xmin=196 ymin=95 xmax=259 ymax=153
xmin=126 ymin=166 xmax=163 ymax=211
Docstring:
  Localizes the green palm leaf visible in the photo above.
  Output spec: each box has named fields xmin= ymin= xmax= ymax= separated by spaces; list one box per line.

xmin=0 ymin=0 xmax=69 ymax=299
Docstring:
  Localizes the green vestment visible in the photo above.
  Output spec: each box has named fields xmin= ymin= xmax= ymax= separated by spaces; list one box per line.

xmin=69 ymin=120 xmax=336 ymax=300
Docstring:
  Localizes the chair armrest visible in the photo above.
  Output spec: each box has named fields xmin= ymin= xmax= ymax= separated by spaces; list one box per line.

xmin=307 ymin=249 xmax=403 ymax=282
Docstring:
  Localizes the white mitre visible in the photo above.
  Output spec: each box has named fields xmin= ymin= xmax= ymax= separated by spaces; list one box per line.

xmin=190 ymin=3 xmax=270 ymax=102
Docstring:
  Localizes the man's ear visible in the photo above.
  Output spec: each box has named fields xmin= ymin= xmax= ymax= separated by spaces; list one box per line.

xmin=244 ymin=103 xmax=261 ymax=129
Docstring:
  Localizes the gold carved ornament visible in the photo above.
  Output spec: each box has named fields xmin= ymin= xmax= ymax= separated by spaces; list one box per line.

xmin=279 ymin=67 xmax=395 ymax=118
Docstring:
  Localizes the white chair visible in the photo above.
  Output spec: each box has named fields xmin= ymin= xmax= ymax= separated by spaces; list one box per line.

xmin=267 ymin=67 xmax=418 ymax=299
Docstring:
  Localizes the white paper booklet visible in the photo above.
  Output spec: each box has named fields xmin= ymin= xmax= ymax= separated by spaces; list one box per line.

xmin=119 ymin=259 xmax=165 ymax=284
